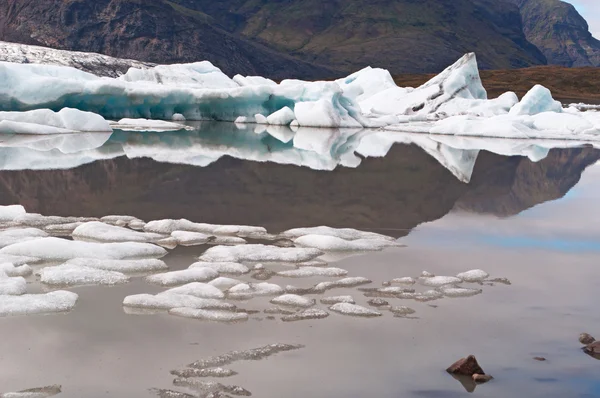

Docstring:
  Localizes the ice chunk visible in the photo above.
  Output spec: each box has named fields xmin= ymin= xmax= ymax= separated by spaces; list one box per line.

xmin=44 ymin=222 xmax=84 ymax=235
xmin=187 ymin=343 xmax=304 ymax=369
xmin=509 ymin=85 xmax=563 ymax=116
xmin=421 ymin=271 xmax=435 ymax=278
xmin=270 ymin=294 xmax=315 ymax=308
xmin=199 ymin=244 xmax=323 ymax=263
xmin=294 ymin=235 xmax=397 ymax=251
xmin=267 ymin=107 xmax=295 ymax=126
xmin=329 ymin=303 xmax=382 ymax=318
xmin=0 ymin=385 xmax=61 ymax=398
xmin=170 ymin=367 xmax=238 ymax=378
xmin=281 ymin=226 xmax=395 ymax=241
xmin=294 ymin=93 xmax=363 ymax=128
xmin=149 ymin=389 xmax=197 ymax=398
xmin=123 ymin=293 xmax=234 ymax=311
xmin=313 ymin=277 xmax=372 ymax=292
xmin=418 ymin=276 xmax=462 ymax=287
xmin=415 ymin=290 xmax=444 ymax=302
xmin=171 ymin=231 xmax=212 ymax=246
xmin=0 ymin=291 xmax=78 ymax=317
xmin=163 ymin=282 xmax=225 ymax=299
xmin=389 ymin=277 xmax=416 ymax=285
xmin=189 ymin=261 xmax=250 ymax=275
xmin=0 ymin=205 xmax=26 ymax=222
xmin=110 ymin=118 xmax=192 ymax=132
xmin=0 ymin=272 xmax=26 ymax=295
xmin=389 ymin=306 xmax=416 ymax=316
xmin=320 ymin=296 xmax=355 ymax=305
xmin=0 ymin=254 xmax=39 ymax=266
xmin=227 ymin=282 xmax=284 ymax=300
xmin=64 ymin=258 xmax=168 ymax=273
xmin=439 ymin=286 xmax=483 ymax=298
xmin=277 ymin=267 xmax=348 ymax=278
xmin=209 ymin=277 xmax=243 ymax=290
xmin=0 ymin=263 xmax=32 ymax=277
xmin=171 ymin=379 xmax=251 ymax=396
xmin=172 ymin=113 xmax=186 ymax=122
xmin=40 ymin=264 xmax=129 ymax=286
xmin=169 ymin=307 xmax=248 ymax=322
xmin=72 ymin=221 xmax=165 ymax=243
xmin=146 ymin=268 xmax=219 ymax=286
xmin=144 ymin=219 xmax=266 ymax=236
xmin=232 ymin=75 xmax=277 ymax=87
xmin=0 ymin=237 xmax=167 ymax=260
xmin=456 ymin=269 xmax=489 ymax=283
xmin=282 ymin=308 xmax=329 ymax=322
xmin=0 ymin=108 xmax=111 ymax=134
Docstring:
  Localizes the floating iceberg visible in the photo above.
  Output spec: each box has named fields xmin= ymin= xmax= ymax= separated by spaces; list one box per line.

xmin=418 ymin=276 xmax=462 ymax=287
xmin=144 ymin=219 xmax=265 ymax=236
xmin=281 ymin=308 xmax=329 ymax=322
xmin=110 ymin=118 xmax=192 ymax=132
xmin=294 ymin=235 xmax=398 ymax=252
xmin=0 ymin=205 xmax=26 ymax=222
xmin=456 ymin=269 xmax=490 ymax=283
xmin=320 ymin=296 xmax=356 ymax=305
xmin=163 ymin=282 xmax=225 ymax=299
xmin=0 ymin=385 xmax=62 ymax=398
xmin=227 ymin=282 xmax=284 ymax=300
xmin=281 ymin=226 xmax=395 ymax=241
xmin=329 ymin=303 xmax=382 ymax=318
xmin=199 ymin=244 xmax=323 ymax=263
xmin=270 ymin=294 xmax=315 ymax=308
xmin=0 ymin=228 xmax=48 ymax=248
xmin=0 ymin=290 xmax=78 ymax=317
xmin=0 ymin=109 xmax=111 ymax=134
xmin=0 ymin=263 xmax=32 ymax=277
xmin=209 ymin=277 xmax=243 ymax=291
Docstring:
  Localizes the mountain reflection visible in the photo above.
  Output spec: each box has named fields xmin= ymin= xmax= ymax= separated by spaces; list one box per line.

xmin=0 ymin=123 xmax=597 ymax=235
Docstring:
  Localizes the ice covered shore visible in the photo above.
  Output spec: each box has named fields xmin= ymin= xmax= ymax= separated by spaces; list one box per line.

xmin=1 ymin=50 xmax=600 ymax=139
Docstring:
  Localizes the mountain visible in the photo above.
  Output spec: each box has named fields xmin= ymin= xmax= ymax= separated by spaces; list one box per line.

xmin=0 ymin=0 xmax=547 ymax=78
xmin=511 ymin=0 xmax=600 ymax=67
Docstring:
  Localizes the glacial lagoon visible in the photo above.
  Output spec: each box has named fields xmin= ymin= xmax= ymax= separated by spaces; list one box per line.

xmin=0 ymin=123 xmax=599 ymax=397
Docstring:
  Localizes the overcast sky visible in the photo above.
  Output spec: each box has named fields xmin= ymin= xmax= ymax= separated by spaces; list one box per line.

xmin=570 ymin=0 xmax=600 ymax=38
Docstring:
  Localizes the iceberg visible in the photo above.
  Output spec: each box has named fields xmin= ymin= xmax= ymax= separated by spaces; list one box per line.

xmin=0 ymin=228 xmax=48 ymax=248
xmin=0 ymin=205 xmax=26 ymax=222
xmin=227 ymin=282 xmax=284 ymax=300
xmin=0 ymin=290 xmax=78 ymax=317
xmin=270 ymin=294 xmax=315 ymax=308
xmin=0 ymin=263 xmax=33 ymax=277
xmin=293 ymin=235 xmax=398 ymax=252
xmin=163 ymin=282 xmax=226 ymax=299
xmin=199 ymin=244 xmax=323 ymax=263
xmin=72 ymin=221 xmax=165 ymax=243
xmin=0 ymin=108 xmax=111 ymax=134
xmin=320 ymin=296 xmax=356 ymax=305
xmin=209 ymin=277 xmax=243 ymax=290
xmin=281 ymin=308 xmax=329 ymax=322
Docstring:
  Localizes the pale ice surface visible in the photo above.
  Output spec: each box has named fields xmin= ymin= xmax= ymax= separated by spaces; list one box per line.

xmin=329 ymin=303 xmax=382 ymax=318
xmin=294 ymin=234 xmax=398 ymax=251
xmin=0 ymin=237 xmax=167 ymax=261
xmin=170 ymin=231 xmax=212 ymax=246
xmin=389 ymin=277 xmax=416 ymax=285
xmin=0 ymin=290 xmax=78 ymax=317
xmin=0 ymin=205 xmax=26 ymax=222
xmin=313 ymin=277 xmax=372 ymax=292
xmin=281 ymin=308 xmax=329 ymax=322
xmin=0 ymin=228 xmax=48 ymax=248
xmin=277 ymin=266 xmax=348 ymax=278
xmin=110 ymin=118 xmax=192 ymax=132
xmin=418 ymin=276 xmax=462 ymax=287
xmin=0 ymin=109 xmax=111 ymax=135
xmin=281 ymin=226 xmax=395 ymax=241
xmin=208 ymin=277 xmax=243 ymax=290
xmin=63 ymin=258 xmax=168 ymax=273
xmin=39 ymin=264 xmax=129 ymax=286
xmin=199 ymin=244 xmax=323 ymax=263
xmin=144 ymin=219 xmax=265 ymax=237
xmin=145 ymin=268 xmax=219 ymax=286
xmin=189 ymin=261 xmax=250 ymax=275
xmin=270 ymin=294 xmax=315 ymax=308
xmin=0 ymin=384 xmax=61 ymax=398
xmin=163 ymin=283 xmax=225 ymax=299
xmin=0 ymin=272 xmax=26 ymax=295
xmin=320 ymin=295 xmax=356 ymax=305
xmin=0 ymin=263 xmax=32 ymax=277
xmin=227 ymin=282 xmax=284 ymax=300
xmin=457 ymin=269 xmax=490 ymax=282
xmin=123 ymin=293 xmax=234 ymax=311
xmin=390 ymin=306 xmax=416 ymax=316
xmin=72 ymin=221 xmax=165 ymax=243
xmin=439 ymin=286 xmax=483 ymax=298
xmin=169 ymin=307 xmax=248 ymax=323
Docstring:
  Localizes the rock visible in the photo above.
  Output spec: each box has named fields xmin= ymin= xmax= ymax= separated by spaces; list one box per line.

xmin=533 ymin=357 xmax=546 ymax=361
xmin=472 ymin=373 xmax=493 ymax=383
xmin=580 ymin=333 xmax=596 ymax=345
xmin=446 ymin=355 xmax=485 ymax=376
xmin=583 ymin=341 xmax=600 ymax=360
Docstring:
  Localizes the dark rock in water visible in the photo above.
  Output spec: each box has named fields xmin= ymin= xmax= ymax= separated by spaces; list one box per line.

xmin=579 ymin=333 xmax=596 ymax=345
xmin=533 ymin=357 xmax=547 ymax=361
xmin=447 ymin=355 xmax=485 ymax=376
xmin=367 ymin=298 xmax=389 ymax=307
xmin=583 ymin=341 xmax=600 ymax=360
xmin=472 ymin=373 xmax=493 ymax=383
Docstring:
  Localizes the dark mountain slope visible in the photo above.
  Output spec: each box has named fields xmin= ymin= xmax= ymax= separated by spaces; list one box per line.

xmin=510 ymin=0 xmax=600 ymax=67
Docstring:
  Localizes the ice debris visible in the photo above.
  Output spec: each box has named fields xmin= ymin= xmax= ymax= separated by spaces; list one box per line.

xmin=282 ymin=308 xmax=329 ymax=322
xmin=0 ymin=263 xmax=32 ymax=277
xmin=0 ymin=291 xmax=78 ymax=317
xmin=171 ymin=379 xmax=251 ymax=396
xmin=123 ymin=293 xmax=235 ymax=311
xmin=169 ymin=307 xmax=248 ymax=322
xmin=187 ymin=344 xmax=304 ymax=369
xmin=163 ymin=283 xmax=225 ymax=299
xmin=277 ymin=266 xmax=348 ymax=278
xmin=418 ymin=276 xmax=462 ymax=287
xmin=199 ymin=244 xmax=323 ymax=263
xmin=320 ymin=296 xmax=356 ymax=305
xmin=270 ymin=294 xmax=315 ymax=308
xmin=110 ymin=118 xmax=192 ymax=132
xmin=170 ymin=367 xmax=238 ymax=378
xmin=294 ymin=234 xmax=398 ymax=251
xmin=329 ymin=303 xmax=382 ymax=318
xmin=145 ymin=268 xmax=219 ymax=286
xmin=0 ymin=385 xmax=62 ymax=398
xmin=39 ymin=264 xmax=129 ymax=286
xmin=64 ymin=258 xmax=168 ymax=273
xmin=439 ymin=286 xmax=483 ymax=298
xmin=189 ymin=261 xmax=250 ymax=275
xmin=227 ymin=283 xmax=284 ymax=300
xmin=0 ymin=228 xmax=48 ymax=248
xmin=457 ymin=269 xmax=490 ymax=283
xmin=0 ymin=271 xmax=26 ymax=295
xmin=144 ymin=219 xmax=265 ymax=236
xmin=72 ymin=221 xmax=164 ymax=243
xmin=0 ymin=108 xmax=111 ymax=135
xmin=209 ymin=277 xmax=243 ymax=290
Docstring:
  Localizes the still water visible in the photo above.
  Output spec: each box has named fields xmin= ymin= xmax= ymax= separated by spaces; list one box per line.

xmin=0 ymin=123 xmax=599 ymax=397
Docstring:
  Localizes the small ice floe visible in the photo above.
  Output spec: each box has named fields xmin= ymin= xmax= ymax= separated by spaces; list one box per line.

xmin=457 ymin=269 xmax=490 ymax=283
xmin=329 ymin=303 xmax=382 ymax=318
xmin=144 ymin=219 xmax=266 ymax=237
xmin=0 ymin=291 xmax=78 ymax=317
xmin=64 ymin=258 xmax=168 ymax=273
xmin=277 ymin=266 xmax=348 ymax=278
xmin=0 ymin=384 xmax=61 ymax=398
xmin=163 ymin=283 xmax=225 ymax=299
xmin=439 ymin=286 xmax=483 ymax=298
xmin=189 ymin=261 xmax=250 ymax=275
xmin=0 ymin=263 xmax=33 ymax=277
xmin=209 ymin=277 xmax=243 ymax=290
xmin=418 ymin=276 xmax=462 ymax=287
xmin=227 ymin=282 xmax=284 ymax=300
xmin=72 ymin=221 xmax=165 ymax=243
xmin=0 ymin=237 xmax=167 ymax=261
xmin=39 ymin=264 xmax=129 ymax=286
xmin=170 ymin=367 xmax=238 ymax=378
xmin=110 ymin=118 xmax=192 ymax=132
xmin=0 ymin=228 xmax=48 ymax=248
xmin=389 ymin=306 xmax=416 ymax=316
xmin=320 ymin=296 xmax=355 ymax=305
xmin=150 ymin=389 xmax=197 ymax=398
xmin=415 ymin=290 xmax=445 ymax=302
xmin=270 ymin=294 xmax=315 ymax=308
xmin=281 ymin=226 xmax=395 ymax=242
xmin=389 ymin=277 xmax=416 ymax=285
xmin=361 ymin=286 xmax=417 ymax=299
xmin=294 ymin=234 xmax=398 ymax=252
xmin=171 ymin=379 xmax=251 ymax=397
xmin=145 ymin=268 xmax=219 ymax=286
xmin=314 ymin=277 xmax=372 ymax=292
xmin=169 ymin=308 xmax=248 ymax=322
xmin=0 ymin=205 xmax=26 ymax=222
xmin=421 ymin=271 xmax=435 ymax=278
xmin=368 ymin=298 xmax=390 ymax=307
xmin=170 ymin=231 xmax=212 ymax=246
xmin=187 ymin=344 xmax=304 ymax=369
xmin=123 ymin=293 xmax=235 ymax=311
xmin=0 ymin=254 xmax=39 ymax=266
xmin=199 ymin=244 xmax=323 ymax=263
xmin=282 ymin=308 xmax=329 ymax=322
xmin=0 ymin=271 xmax=26 ymax=295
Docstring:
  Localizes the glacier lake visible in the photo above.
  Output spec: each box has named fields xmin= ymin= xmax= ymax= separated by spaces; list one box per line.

xmin=0 ymin=123 xmax=599 ymax=398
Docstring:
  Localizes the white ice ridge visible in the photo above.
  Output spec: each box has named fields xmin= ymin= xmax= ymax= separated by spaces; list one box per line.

xmin=199 ymin=244 xmax=323 ymax=263
xmin=0 ymin=109 xmax=111 ymax=135
xmin=110 ymin=118 xmax=193 ymax=132
xmin=0 ymin=290 xmax=78 ymax=317
xmin=72 ymin=221 xmax=165 ymax=243
xmin=39 ymin=264 xmax=129 ymax=286
xmin=123 ymin=293 xmax=235 ymax=311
